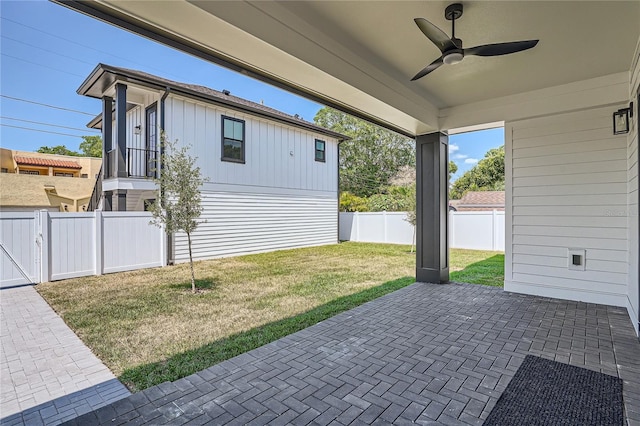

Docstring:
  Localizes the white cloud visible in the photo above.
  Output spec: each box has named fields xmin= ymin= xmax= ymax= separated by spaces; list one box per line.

xmin=453 ymin=154 xmax=468 ymax=160
xmin=449 ymin=143 xmax=459 ymax=153
xmin=464 ymin=158 xmax=479 ymax=164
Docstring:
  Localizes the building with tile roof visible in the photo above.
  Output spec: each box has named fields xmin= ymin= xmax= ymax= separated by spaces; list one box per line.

xmin=450 ymin=191 xmax=505 ymax=212
xmin=0 ymin=148 xmax=101 ymax=212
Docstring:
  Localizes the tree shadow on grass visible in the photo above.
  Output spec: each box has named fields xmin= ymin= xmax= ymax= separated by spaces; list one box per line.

xmin=450 ymin=254 xmax=505 ymax=287
xmin=119 ymin=276 xmax=415 ymax=392
xmin=167 ymin=278 xmax=218 ymax=292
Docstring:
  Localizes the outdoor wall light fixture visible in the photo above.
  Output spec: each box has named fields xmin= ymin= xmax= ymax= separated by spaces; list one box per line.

xmin=613 ymin=102 xmax=633 ymax=135
xmin=134 ymin=124 xmax=142 ymax=135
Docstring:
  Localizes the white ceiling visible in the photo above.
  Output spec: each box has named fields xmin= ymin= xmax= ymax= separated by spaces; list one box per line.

xmin=56 ymin=1 xmax=639 ymax=136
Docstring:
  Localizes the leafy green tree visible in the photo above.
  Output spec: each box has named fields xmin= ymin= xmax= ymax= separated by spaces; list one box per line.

xmin=449 ymin=160 xmax=458 ymax=180
xmin=149 ymin=134 xmax=207 ymax=293
xmin=450 ymin=146 xmax=504 ymax=200
xmin=36 ymin=135 xmax=102 ymax=158
xmin=37 ymin=145 xmax=80 ymax=156
xmin=314 ymin=107 xmax=415 ymax=197
xmin=79 ymin=135 xmax=103 ymax=157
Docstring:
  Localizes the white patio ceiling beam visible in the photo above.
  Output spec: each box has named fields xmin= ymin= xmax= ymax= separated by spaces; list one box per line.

xmin=53 ymin=1 xmax=639 ymax=136
xmin=55 ymin=0 xmax=438 ymax=137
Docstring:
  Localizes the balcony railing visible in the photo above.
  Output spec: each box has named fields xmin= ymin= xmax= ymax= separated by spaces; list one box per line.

xmin=127 ymin=148 xmax=158 ymax=178
xmin=104 ymin=148 xmax=158 ymax=179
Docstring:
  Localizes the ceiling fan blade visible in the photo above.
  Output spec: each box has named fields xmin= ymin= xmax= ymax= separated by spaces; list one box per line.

xmin=411 ymin=57 xmax=444 ymax=81
xmin=414 ymin=18 xmax=457 ymax=53
xmin=464 ymin=40 xmax=539 ymax=57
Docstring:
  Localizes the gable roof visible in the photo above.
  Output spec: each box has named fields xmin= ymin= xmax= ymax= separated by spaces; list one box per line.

xmin=78 ymin=64 xmax=349 ymax=141
xmin=15 ymin=156 xmax=82 ymax=169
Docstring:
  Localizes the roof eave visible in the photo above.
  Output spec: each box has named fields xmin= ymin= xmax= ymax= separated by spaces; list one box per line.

xmin=79 ymin=64 xmax=350 ymax=141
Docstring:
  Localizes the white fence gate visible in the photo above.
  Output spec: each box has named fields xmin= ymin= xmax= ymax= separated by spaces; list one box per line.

xmin=0 ymin=211 xmax=165 ymax=288
xmin=0 ymin=212 xmax=39 ymax=287
xmin=339 ymin=210 xmax=505 ymax=251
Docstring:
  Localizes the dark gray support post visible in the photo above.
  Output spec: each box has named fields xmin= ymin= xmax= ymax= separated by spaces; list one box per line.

xmin=102 ymin=97 xmax=113 ymax=153
xmin=115 ymin=83 xmax=127 ymax=178
xmin=112 ymin=190 xmax=127 ymax=212
xmin=103 ymin=191 xmax=113 ymax=212
xmin=416 ymin=132 xmax=449 ymax=283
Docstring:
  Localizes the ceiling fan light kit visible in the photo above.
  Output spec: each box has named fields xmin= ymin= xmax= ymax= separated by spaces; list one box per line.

xmin=411 ymin=3 xmax=539 ymax=80
xmin=443 ymin=51 xmax=464 ymax=65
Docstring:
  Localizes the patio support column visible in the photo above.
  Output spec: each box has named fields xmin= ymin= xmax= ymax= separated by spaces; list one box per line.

xmin=416 ymin=132 xmax=449 ymax=283
xmin=114 ymin=83 xmax=127 ymax=179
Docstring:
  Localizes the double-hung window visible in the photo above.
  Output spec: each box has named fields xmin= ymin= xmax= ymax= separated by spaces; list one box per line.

xmin=315 ymin=139 xmax=326 ymax=162
xmin=222 ymin=116 xmax=245 ymax=163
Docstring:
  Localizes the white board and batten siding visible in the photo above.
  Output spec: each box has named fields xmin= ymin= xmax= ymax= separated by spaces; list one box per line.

xmin=505 ymin=105 xmax=630 ymax=308
xmin=165 ymin=95 xmax=339 ymax=262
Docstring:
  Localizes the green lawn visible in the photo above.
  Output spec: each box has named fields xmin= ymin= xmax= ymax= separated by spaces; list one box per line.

xmin=450 ymin=251 xmax=504 ymax=286
xmin=37 ymin=242 xmax=503 ymax=391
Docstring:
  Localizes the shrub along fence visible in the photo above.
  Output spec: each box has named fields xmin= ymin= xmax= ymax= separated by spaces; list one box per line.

xmin=340 ymin=210 xmax=505 ymax=251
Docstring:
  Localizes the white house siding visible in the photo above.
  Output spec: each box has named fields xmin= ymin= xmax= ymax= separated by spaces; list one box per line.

xmin=165 ymin=96 xmax=338 ymax=192
xmin=111 ymin=105 xmax=144 ymax=150
xmin=174 ymin=187 xmax=337 ymax=262
xmin=165 ymin=95 xmax=339 ymax=261
xmin=627 ymin=39 xmax=640 ymax=335
xmin=505 ymin=105 xmax=630 ymax=308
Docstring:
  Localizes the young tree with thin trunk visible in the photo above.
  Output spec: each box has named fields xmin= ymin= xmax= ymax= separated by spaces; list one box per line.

xmin=149 ymin=134 xmax=206 ymax=293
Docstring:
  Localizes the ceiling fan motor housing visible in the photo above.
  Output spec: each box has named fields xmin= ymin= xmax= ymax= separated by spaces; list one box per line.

xmin=445 ymin=3 xmax=463 ymax=21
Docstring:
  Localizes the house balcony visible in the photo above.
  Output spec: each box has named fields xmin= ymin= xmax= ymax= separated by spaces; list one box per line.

xmin=103 ymin=148 xmax=158 ymax=180
xmin=101 ymin=147 xmax=159 ymax=194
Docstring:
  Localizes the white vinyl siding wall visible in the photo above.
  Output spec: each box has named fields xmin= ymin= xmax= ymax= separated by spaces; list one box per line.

xmin=165 ymin=94 xmax=339 ymax=262
xmin=627 ymin=40 xmax=640 ymax=335
xmin=174 ymin=190 xmax=337 ymax=262
xmin=505 ymin=105 xmax=630 ymax=307
xmin=165 ymin=95 xmax=338 ymax=192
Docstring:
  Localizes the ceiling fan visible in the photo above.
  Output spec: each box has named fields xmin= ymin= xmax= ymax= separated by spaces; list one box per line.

xmin=411 ymin=3 xmax=538 ymax=81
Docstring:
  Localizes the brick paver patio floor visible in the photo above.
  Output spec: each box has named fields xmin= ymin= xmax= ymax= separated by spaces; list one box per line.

xmin=55 ymin=283 xmax=640 ymax=424
xmin=0 ymin=286 xmax=130 ymax=425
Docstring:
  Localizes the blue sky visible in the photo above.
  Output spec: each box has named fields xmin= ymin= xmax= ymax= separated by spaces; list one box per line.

xmin=0 ymin=0 xmax=502 ymax=180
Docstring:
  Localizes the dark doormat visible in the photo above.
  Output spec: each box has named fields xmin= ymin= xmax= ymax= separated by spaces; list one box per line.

xmin=484 ymin=355 xmax=624 ymax=426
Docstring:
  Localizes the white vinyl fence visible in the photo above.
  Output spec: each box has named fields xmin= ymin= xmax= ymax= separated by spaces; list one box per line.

xmin=340 ymin=210 xmax=505 ymax=251
xmin=0 ymin=211 xmax=165 ymax=288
